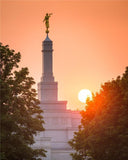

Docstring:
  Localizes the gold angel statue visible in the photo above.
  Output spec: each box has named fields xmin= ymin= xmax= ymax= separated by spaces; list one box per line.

xmin=43 ymin=13 xmax=52 ymax=34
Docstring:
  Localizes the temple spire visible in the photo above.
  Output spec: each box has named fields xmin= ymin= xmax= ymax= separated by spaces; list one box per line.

xmin=42 ymin=34 xmax=54 ymax=82
xmin=42 ymin=13 xmax=54 ymax=82
xmin=38 ymin=13 xmax=58 ymax=101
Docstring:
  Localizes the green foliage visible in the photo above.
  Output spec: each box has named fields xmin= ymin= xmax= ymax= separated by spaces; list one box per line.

xmin=69 ymin=67 xmax=128 ymax=160
xmin=0 ymin=43 xmax=46 ymax=160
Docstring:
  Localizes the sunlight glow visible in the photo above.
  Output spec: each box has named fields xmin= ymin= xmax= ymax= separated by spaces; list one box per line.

xmin=78 ymin=89 xmax=92 ymax=103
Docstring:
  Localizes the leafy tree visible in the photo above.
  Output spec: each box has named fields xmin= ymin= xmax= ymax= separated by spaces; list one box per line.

xmin=69 ymin=67 xmax=128 ymax=160
xmin=0 ymin=43 xmax=46 ymax=160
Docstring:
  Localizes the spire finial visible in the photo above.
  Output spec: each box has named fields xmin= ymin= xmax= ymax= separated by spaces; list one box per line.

xmin=43 ymin=13 xmax=53 ymax=34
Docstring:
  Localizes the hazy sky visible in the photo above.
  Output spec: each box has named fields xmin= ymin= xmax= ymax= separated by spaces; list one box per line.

xmin=1 ymin=0 xmax=128 ymax=110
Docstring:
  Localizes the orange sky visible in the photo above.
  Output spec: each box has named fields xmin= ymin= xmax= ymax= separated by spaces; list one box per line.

xmin=1 ymin=0 xmax=128 ymax=110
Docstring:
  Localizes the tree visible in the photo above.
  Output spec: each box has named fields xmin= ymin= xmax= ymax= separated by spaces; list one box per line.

xmin=69 ymin=67 xmax=128 ymax=160
xmin=0 ymin=43 xmax=46 ymax=160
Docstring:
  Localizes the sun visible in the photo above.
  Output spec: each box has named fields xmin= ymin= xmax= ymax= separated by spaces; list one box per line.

xmin=78 ymin=89 xmax=92 ymax=103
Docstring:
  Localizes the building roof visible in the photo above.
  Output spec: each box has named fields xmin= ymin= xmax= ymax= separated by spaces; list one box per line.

xmin=44 ymin=34 xmax=52 ymax=42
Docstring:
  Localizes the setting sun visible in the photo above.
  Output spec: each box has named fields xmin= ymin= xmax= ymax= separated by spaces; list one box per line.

xmin=78 ymin=89 xmax=92 ymax=103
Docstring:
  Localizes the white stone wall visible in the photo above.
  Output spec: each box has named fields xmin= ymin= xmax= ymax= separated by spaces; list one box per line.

xmin=34 ymin=101 xmax=81 ymax=160
xmin=38 ymin=82 xmax=58 ymax=101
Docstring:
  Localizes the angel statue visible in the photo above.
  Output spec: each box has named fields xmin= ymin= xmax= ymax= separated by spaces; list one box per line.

xmin=43 ymin=13 xmax=53 ymax=34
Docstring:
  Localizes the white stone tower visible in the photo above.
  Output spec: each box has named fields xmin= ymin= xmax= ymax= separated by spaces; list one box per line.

xmin=35 ymin=33 xmax=81 ymax=160
xmin=38 ymin=34 xmax=58 ymax=102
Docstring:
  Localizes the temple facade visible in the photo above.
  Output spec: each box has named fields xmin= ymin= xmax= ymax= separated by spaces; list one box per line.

xmin=34 ymin=34 xmax=81 ymax=160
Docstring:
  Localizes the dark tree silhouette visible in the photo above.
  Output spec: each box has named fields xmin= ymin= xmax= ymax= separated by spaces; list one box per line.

xmin=69 ymin=67 xmax=128 ymax=160
xmin=0 ymin=43 xmax=46 ymax=160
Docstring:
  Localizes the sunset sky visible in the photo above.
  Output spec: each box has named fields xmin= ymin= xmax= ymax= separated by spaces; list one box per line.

xmin=1 ymin=0 xmax=128 ymax=110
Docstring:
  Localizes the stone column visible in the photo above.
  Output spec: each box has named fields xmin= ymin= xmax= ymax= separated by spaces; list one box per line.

xmin=38 ymin=34 xmax=58 ymax=102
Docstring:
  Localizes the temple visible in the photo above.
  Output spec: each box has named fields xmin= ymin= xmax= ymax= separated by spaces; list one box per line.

xmin=34 ymin=33 xmax=81 ymax=160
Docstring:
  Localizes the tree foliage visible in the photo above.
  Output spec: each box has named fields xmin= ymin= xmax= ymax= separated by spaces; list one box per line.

xmin=69 ymin=67 xmax=128 ymax=160
xmin=0 ymin=43 xmax=46 ymax=160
